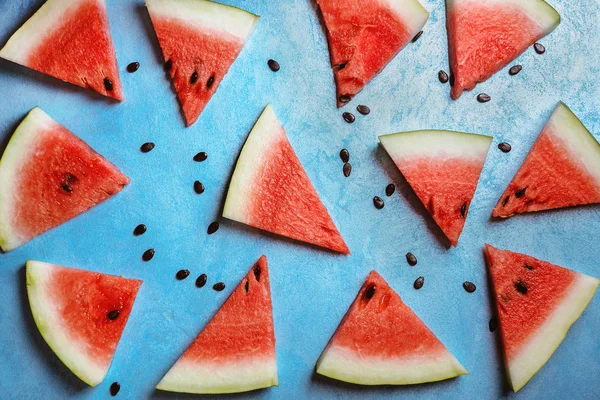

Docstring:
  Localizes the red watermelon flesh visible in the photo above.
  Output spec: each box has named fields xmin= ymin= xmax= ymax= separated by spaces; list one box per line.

xmin=26 ymin=260 xmax=142 ymax=386
xmin=0 ymin=108 xmax=129 ymax=252
xmin=379 ymin=130 xmax=492 ymax=246
xmin=316 ymin=270 xmax=467 ymax=385
xmin=493 ymin=103 xmax=600 ymax=218
xmin=146 ymin=0 xmax=258 ymax=126
xmin=156 ymin=256 xmax=277 ymax=394
xmin=484 ymin=244 xmax=599 ymax=392
xmin=223 ymin=105 xmax=349 ymax=254
xmin=446 ymin=0 xmax=560 ymax=99
xmin=316 ymin=0 xmax=429 ymax=106
xmin=0 ymin=0 xmax=123 ymax=101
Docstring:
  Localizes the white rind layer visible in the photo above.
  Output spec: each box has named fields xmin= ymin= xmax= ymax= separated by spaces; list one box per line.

xmin=547 ymin=102 xmax=600 ymax=187
xmin=384 ymin=0 xmax=429 ymax=35
xmin=507 ymin=273 xmax=599 ymax=392
xmin=0 ymin=0 xmax=98 ymax=64
xmin=156 ymin=358 xmax=278 ymax=394
xmin=26 ymin=260 xmax=107 ymax=386
xmin=379 ymin=130 xmax=492 ymax=163
xmin=222 ymin=104 xmax=282 ymax=224
xmin=146 ymin=0 xmax=258 ymax=41
xmin=0 ymin=108 xmax=55 ymax=252
xmin=316 ymin=345 xmax=468 ymax=385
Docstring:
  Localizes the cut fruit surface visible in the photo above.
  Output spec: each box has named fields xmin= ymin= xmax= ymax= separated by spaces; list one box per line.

xmin=0 ymin=0 xmax=123 ymax=100
xmin=484 ymin=244 xmax=599 ymax=392
xmin=26 ymin=260 xmax=142 ymax=386
xmin=316 ymin=0 xmax=429 ymax=106
xmin=223 ymin=105 xmax=349 ymax=254
xmin=146 ymin=0 xmax=258 ymax=126
xmin=379 ymin=130 xmax=492 ymax=246
xmin=156 ymin=256 xmax=277 ymax=394
xmin=493 ymin=102 xmax=600 ymax=218
xmin=316 ymin=270 xmax=467 ymax=385
xmin=0 ymin=107 xmax=129 ymax=252
xmin=446 ymin=0 xmax=560 ymax=99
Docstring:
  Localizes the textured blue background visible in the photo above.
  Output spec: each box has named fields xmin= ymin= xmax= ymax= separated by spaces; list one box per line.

xmin=0 ymin=0 xmax=599 ymax=398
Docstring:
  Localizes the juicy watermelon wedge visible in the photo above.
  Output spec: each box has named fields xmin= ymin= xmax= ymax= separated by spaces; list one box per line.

xmin=146 ymin=0 xmax=258 ymax=126
xmin=316 ymin=0 xmax=429 ymax=106
xmin=156 ymin=256 xmax=277 ymax=394
xmin=493 ymin=102 xmax=600 ymax=218
xmin=26 ymin=260 xmax=142 ymax=386
xmin=484 ymin=245 xmax=599 ymax=392
xmin=316 ymin=270 xmax=467 ymax=385
xmin=379 ymin=130 xmax=492 ymax=246
xmin=223 ymin=105 xmax=349 ymax=254
xmin=0 ymin=107 xmax=129 ymax=252
xmin=0 ymin=0 xmax=123 ymax=101
xmin=446 ymin=0 xmax=560 ymax=99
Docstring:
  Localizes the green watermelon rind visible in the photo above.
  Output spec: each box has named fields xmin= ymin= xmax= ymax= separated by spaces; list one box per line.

xmin=386 ymin=0 xmax=430 ymax=36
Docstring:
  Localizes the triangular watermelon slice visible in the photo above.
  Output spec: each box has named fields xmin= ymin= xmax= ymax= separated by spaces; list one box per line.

xmin=26 ymin=260 xmax=142 ymax=386
xmin=379 ymin=130 xmax=492 ymax=246
xmin=484 ymin=244 xmax=599 ymax=392
xmin=146 ymin=0 xmax=258 ymax=126
xmin=493 ymin=102 xmax=600 ymax=218
xmin=446 ymin=0 xmax=560 ymax=99
xmin=223 ymin=105 xmax=349 ymax=254
xmin=316 ymin=270 xmax=467 ymax=385
xmin=0 ymin=0 xmax=123 ymax=101
xmin=316 ymin=0 xmax=429 ymax=106
xmin=156 ymin=255 xmax=277 ymax=394
xmin=0 ymin=108 xmax=129 ymax=252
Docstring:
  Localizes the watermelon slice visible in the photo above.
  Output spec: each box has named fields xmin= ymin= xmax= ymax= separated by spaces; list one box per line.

xmin=223 ymin=105 xmax=349 ymax=254
xmin=493 ymin=102 xmax=600 ymax=218
xmin=379 ymin=130 xmax=492 ymax=246
xmin=446 ymin=0 xmax=560 ymax=99
xmin=316 ymin=270 xmax=467 ymax=385
xmin=484 ymin=244 xmax=599 ymax=392
xmin=26 ymin=260 xmax=142 ymax=386
xmin=156 ymin=256 xmax=277 ymax=394
xmin=146 ymin=0 xmax=258 ymax=126
xmin=0 ymin=0 xmax=123 ymax=101
xmin=316 ymin=0 xmax=429 ymax=106
xmin=0 ymin=107 xmax=129 ymax=252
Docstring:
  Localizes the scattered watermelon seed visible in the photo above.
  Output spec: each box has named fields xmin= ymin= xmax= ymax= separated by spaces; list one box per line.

xmin=463 ymin=281 xmax=476 ymax=293
xmin=356 ymin=105 xmax=370 ymax=115
xmin=502 ymin=195 xmax=510 ymax=207
xmin=515 ymin=280 xmax=528 ymax=294
xmin=365 ymin=285 xmax=376 ymax=299
xmin=207 ymin=222 xmax=219 ymax=234
xmin=133 ymin=224 xmax=146 ymax=236
xmin=213 ymin=282 xmax=226 ymax=291
xmin=193 ymin=152 xmax=208 ymax=162
xmin=438 ymin=70 xmax=449 ymax=84
xmin=194 ymin=181 xmax=205 ymax=194
xmin=373 ymin=196 xmax=384 ymax=209
xmin=342 ymin=112 xmax=355 ymax=123
xmin=509 ymin=65 xmax=522 ymax=76
xmin=103 ymin=77 xmax=113 ymax=91
xmin=385 ymin=184 xmax=395 ymax=196
xmin=195 ymin=274 xmax=207 ymax=288
xmin=460 ymin=202 xmax=467 ymax=218
xmin=254 ymin=264 xmax=261 ymax=281
xmin=515 ymin=187 xmax=527 ymax=198
xmin=127 ymin=62 xmax=140 ymax=73
xmin=140 ymin=142 xmax=155 ymax=153
xmin=343 ymin=162 xmax=352 ymax=177
xmin=107 ymin=310 xmax=120 ymax=320
xmin=340 ymin=149 xmax=350 ymax=163
xmin=142 ymin=248 xmax=155 ymax=261
xmin=411 ymin=30 xmax=423 ymax=42
xmin=267 ymin=59 xmax=280 ymax=72
xmin=110 ymin=382 xmax=120 ymax=396
xmin=339 ymin=94 xmax=352 ymax=104
xmin=477 ymin=93 xmax=491 ymax=103
xmin=190 ymin=71 xmax=198 ymax=84
xmin=406 ymin=252 xmax=417 ymax=266
xmin=164 ymin=59 xmax=172 ymax=70
xmin=525 ymin=264 xmax=535 ymax=271
xmin=61 ymin=183 xmax=73 ymax=193
xmin=176 ymin=269 xmax=190 ymax=280
xmin=534 ymin=43 xmax=546 ymax=54
xmin=413 ymin=276 xmax=424 ymax=290
xmin=244 ymin=280 xmax=249 ymax=292
xmin=498 ymin=142 xmax=512 ymax=153
xmin=489 ymin=317 xmax=498 ymax=332
xmin=206 ymin=75 xmax=215 ymax=89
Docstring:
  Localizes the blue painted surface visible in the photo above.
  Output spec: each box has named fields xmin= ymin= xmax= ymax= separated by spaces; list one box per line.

xmin=0 ymin=0 xmax=599 ymax=398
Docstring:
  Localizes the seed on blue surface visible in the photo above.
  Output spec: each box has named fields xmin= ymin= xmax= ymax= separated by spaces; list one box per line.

xmin=385 ymin=184 xmax=395 ymax=196
xmin=509 ymin=65 xmax=522 ymax=76
xmin=477 ymin=93 xmax=491 ymax=103
xmin=342 ymin=112 xmax=355 ymax=123
xmin=498 ymin=142 xmax=512 ymax=153
xmin=176 ymin=269 xmax=190 ymax=280
xmin=406 ymin=252 xmax=417 ymax=266
xmin=414 ymin=276 xmax=424 ymax=290
xmin=107 ymin=310 xmax=120 ymax=320
xmin=340 ymin=148 xmax=350 ymax=163
xmin=412 ymin=30 xmax=423 ymax=42
xmin=110 ymin=382 xmax=120 ymax=396
xmin=357 ymin=105 xmax=370 ymax=115
xmin=489 ymin=317 xmax=498 ymax=332
xmin=142 ymin=248 xmax=155 ymax=261
xmin=213 ymin=282 xmax=226 ymax=291
xmin=373 ymin=196 xmax=384 ymax=209
xmin=194 ymin=181 xmax=205 ymax=194
xmin=463 ymin=281 xmax=476 ymax=293
xmin=133 ymin=224 xmax=146 ymax=236
xmin=103 ymin=77 xmax=113 ymax=91
xmin=194 ymin=152 xmax=208 ymax=162
xmin=343 ymin=162 xmax=352 ymax=177
xmin=140 ymin=142 xmax=155 ymax=153
xmin=534 ymin=43 xmax=546 ymax=54
xmin=207 ymin=221 xmax=219 ymax=234
xmin=195 ymin=274 xmax=207 ymax=288
xmin=438 ymin=70 xmax=449 ymax=84
xmin=127 ymin=62 xmax=140 ymax=73
xmin=268 ymin=59 xmax=280 ymax=72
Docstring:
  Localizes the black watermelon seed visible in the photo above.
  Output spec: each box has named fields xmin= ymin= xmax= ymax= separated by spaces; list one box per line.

xmin=193 ymin=152 xmax=208 ymax=162
xmin=385 ymin=183 xmax=395 ymax=196
xmin=460 ymin=202 xmax=467 ymax=218
xmin=340 ymin=148 xmax=350 ymax=163
xmin=195 ymin=274 xmax=207 ymax=288
xmin=110 ymin=382 xmax=120 ymax=396
xmin=127 ymin=62 xmax=140 ymax=73
xmin=502 ymin=195 xmax=510 ymax=207
xmin=463 ymin=281 xmax=477 ymax=293
xmin=498 ymin=142 xmax=512 ymax=153
xmin=207 ymin=221 xmax=219 ymax=234
xmin=140 ymin=142 xmax=155 ymax=153
xmin=133 ymin=224 xmax=146 ymax=236
xmin=414 ymin=276 xmax=424 ymax=290
xmin=142 ymin=248 xmax=155 ymax=261
xmin=336 ymin=63 xmax=347 ymax=70
xmin=61 ymin=183 xmax=73 ymax=193
xmin=267 ymin=59 xmax=280 ymax=72
xmin=534 ymin=43 xmax=546 ymax=54
xmin=477 ymin=93 xmax=491 ymax=103
xmin=525 ymin=264 xmax=535 ymax=271
xmin=356 ymin=105 xmax=370 ymax=115
xmin=509 ymin=65 xmax=522 ymax=76
xmin=194 ymin=181 xmax=205 ymax=194
xmin=489 ymin=316 xmax=498 ymax=332
xmin=244 ymin=280 xmax=249 ymax=292
xmin=103 ymin=77 xmax=113 ymax=91
xmin=254 ymin=264 xmax=261 ymax=281
xmin=107 ymin=310 xmax=120 ymax=320
xmin=190 ymin=71 xmax=198 ymax=84
xmin=406 ymin=252 xmax=417 ymax=266
xmin=176 ymin=269 xmax=190 ymax=280
xmin=411 ymin=30 xmax=423 ymax=42
xmin=342 ymin=112 xmax=355 ymax=123
xmin=373 ymin=196 xmax=384 ymax=209
xmin=339 ymin=94 xmax=352 ymax=104
xmin=164 ymin=59 xmax=172 ymax=70
xmin=365 ymin=285 xmax=376 ymax=299
xmin=343 ymin=162 xmax=352 ymax=177
xmin=449 ymin=72 xmax=455 ymax=86
xmin=515 ymin=187 xmax=527 ymax=198
xmin=206 ymin=75 xmax=215 ymax=89
xmin=438 ymin=70 xmax=449 ymax=84
xmin=213 ymin=282 xmax=226 ymax=291
xmin=515 ymin=280 xmax=528 ymax=294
